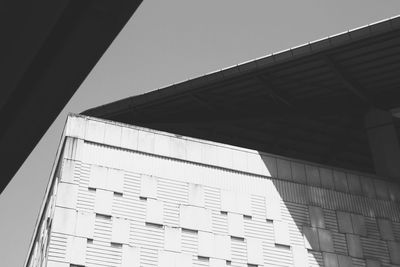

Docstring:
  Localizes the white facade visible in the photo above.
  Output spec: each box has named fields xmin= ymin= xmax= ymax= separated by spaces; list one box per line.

xmin=26 ymin=115 xmax=400 ymax=267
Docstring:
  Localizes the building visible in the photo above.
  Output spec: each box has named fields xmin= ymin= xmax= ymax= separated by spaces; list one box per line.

xmin=0 ymin=0 xmax=143 ymax=193
xmin=26 ymin=16 xmax=400 ymax=267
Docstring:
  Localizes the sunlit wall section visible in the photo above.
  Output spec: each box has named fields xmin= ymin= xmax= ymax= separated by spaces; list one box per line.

xmin=29 ymin=115 xmax=400 ymax=267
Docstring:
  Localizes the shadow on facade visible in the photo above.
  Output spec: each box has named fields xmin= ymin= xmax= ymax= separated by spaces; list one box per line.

xmin=260 ymin=152 xmax=399 ymax=267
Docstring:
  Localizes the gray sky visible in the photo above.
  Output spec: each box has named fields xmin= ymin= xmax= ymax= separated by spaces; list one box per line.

xmin=1 ymin=1 xmax=400 ymax=266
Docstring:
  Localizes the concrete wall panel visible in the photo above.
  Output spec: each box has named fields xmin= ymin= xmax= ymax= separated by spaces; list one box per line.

xmin=56 ymin=182 xmax=78 ymax=209
xmin=140 ymin=174 xmax=158 ymax=199
xmin=228 ymin=213 xmax=244 ymax=238
xmin=111 ymin=217 xmax=130 ymax=244
xmin=165 ymin=226 xmax=181 ymax=252
xmin=94 ymin=189 xmax=113 ymax=216
xmin=146 ymin=199 xmax=163 ymax=225
xmin=121 ymin=245 xmax=140 ymax=267
xmin=247 ymin=237 xmax=263 ymax=265
xmin=75 ymin=211 xmax=95 ymax=239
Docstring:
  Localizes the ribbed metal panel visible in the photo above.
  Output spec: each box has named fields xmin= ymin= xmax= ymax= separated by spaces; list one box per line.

xmin=76 ymin=163 xmax=95 ymax=212
xmin=181 ymin=229 xmax=198 ymax=255
xmin=71 ymin=160 xmax=82 ymax=184
xmin=163 ymin=201 xmax=180 ymax=227
xmin=157 ymin=177 xmax=188 ymax=205
xmin=251 ymin=194 xmax=266 ymax=219
xmin=86 ymin=240 xmax=121 ymax=267
xmin=332 ymin=232 xmax=348 ymax=255
xmin=308 ymin=250 xmax=323 ymax=267
xmin=352 ymin=257 xmax=366 ymax=267
xmin=230 ymin=238 xmax=247 ymax=266
xmin=360 ymin=237 xmax=391 ymax=266
xmin=244 ymin=216 xmax=273 ymax=242
xmin=140 ymin=247 xmax=158 ymax=266
xmin=93 ymin=215 xmax=112 ymax=243
xmin=365 ymin=217 xmax=380 ymax=239
xmin=193 ymin=256 xmax=209 ymax=267
xmin=113 ymin=172 xmax=145 ymax=221
xmin=264 ymin=244 xmax=293 ymax=267
xmin=324 ymin=209 xmax=339 ymax=232
xmin=112 ymin=193 xmax=145 ymax=221
xmin=284 ymin=202 xmax=309 ymax=246
xmin=204 ymin=186 xmax=221 ymax=211
xmin=211 ymin=210 xmax=228 ymax=235
xmin=393 ymin=221 xmax=400 ymax=241
xmin=47 ymin=232 xmax=67 ymax=262
xmin=130 ymin=220 xmax=164 ymax=250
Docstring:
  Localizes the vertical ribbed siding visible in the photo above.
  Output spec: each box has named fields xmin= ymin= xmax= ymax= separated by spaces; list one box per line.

xmin=204 ymin=186 xmax=221 ymax=211
xmin=72 ymin=160 xmax=83 ymax=184
xmin=93 ymin=215 xmax=112 ymax=243
xmin=230 ymin=238 xmax=247 ymax=267
xmin=244 ymin=216 xmax=273 ymax=242
xmin=264 ymin=244 xmax=293 ymax=267
xmin=130 ymin=220 xmax=164 ymax=250
xmin=157 ymin=178 xmax=188 ymax=205
xmin=78 ymin=162 xmax=90 ymax=187
xmin=285 ymin=202 xmax=309 ymax=226
xmin=365 ymin=217 xmax=380 ymax=239
xmin=324 ymin=209 xmax=339 ymax=232
xmin=193 ymin=256 xmax=209 ymax=267
xmin=140 ymin=247 xmax=158 ymax=267
xmin=251 ymin=194 xmax=266 ymax=219
xmin=332 ymin=232 xmax=348 ymax=255
xmin=76 ymin=163 xmax=95 ymax=212
xmin=393 ymin=221 xmax=400 ymax=241
xmin=163 ymin=201 xmax=180 ymax=227
xmin=113 ymin=172 xmax=145 ymax=221
xmin=47 ymin=232 xmax=67 ymax=262
xmin=112 ymin=192 xmax=145 ymax=221
xmin=308 ymin=250 xmax=323 ymax=267
xmin=212 ymin=210 xmax=228 ymax=235
xmin=284 ymin=202 xmax=309 ymax=247
xmin=360 ymin=237 xmax=391 ymax=266
xmin=181 ymin=229 xmax=198 ymax=255
xmin=352 ymin=257 xmax=366 ymax=267
xmin=86 ymin=240 xmax=121 ymax=267
xmin=123 ymin=171 xmax=141 ymax=197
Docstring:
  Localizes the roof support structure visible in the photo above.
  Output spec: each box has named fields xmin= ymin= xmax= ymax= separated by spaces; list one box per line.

xmin=323 ymin=56 xmax=371 ymax=105
xmin=83 ymin=16 xmax=400 ymax=175
xmin=256 ymin=76 xmax=292 ymax=107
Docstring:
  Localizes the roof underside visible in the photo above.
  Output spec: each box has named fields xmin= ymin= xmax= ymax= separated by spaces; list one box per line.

xmin=84 ymin=16 xmax=400 ymax=174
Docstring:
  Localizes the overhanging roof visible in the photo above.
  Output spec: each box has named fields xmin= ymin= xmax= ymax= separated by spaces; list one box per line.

xmin=0 ymin=0 xmax=143 ymax=193
xmin=84 ymin=15 xmax=400 ymax=174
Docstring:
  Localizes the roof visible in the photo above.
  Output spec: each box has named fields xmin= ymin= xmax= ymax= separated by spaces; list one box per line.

xmin=0 ymin=0 xmax=143 ymax=193
xmin=84 ymin=15 xmax=400 ymax=174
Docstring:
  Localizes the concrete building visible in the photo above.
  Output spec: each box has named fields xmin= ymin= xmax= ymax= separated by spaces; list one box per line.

xmin=0 ymin=0 xmax=143 ymax=193
xmin=26 ymin=16 xmax=400 ymax=267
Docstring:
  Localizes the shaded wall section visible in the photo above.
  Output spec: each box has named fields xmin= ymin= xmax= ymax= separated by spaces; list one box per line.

xmin=28 ymin=115 xmax=400 ymax=267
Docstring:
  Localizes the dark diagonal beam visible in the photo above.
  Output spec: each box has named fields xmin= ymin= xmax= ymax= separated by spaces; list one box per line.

xmin=324 ymin=56 xmax=371 ymax=105
xmin=256 ymin=76 xmax=292 ymax=107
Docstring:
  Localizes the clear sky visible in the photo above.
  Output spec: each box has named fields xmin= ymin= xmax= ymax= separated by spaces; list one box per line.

xmin=1 ymin=1 xmax=400 ymax=266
